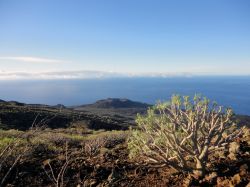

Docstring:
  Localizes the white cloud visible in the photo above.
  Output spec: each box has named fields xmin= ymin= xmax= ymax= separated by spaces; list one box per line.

xmin=0 ymin=70 xmax=118 ymax=80
xmin=1 ymin=68 xmax=249 ymax=80
xmin=0 ymin=56 xmax=65 ymax=63
xmin=0 ymin=70 xmax=193 ymax=80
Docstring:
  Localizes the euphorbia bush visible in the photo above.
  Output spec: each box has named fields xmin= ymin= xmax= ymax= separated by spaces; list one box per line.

xmin=128 ymin=94 xmax=244 ymax=177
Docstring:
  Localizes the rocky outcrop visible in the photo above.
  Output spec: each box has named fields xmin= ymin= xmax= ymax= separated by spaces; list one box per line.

xmin=81 ymin=98 xmax=151 ymax=109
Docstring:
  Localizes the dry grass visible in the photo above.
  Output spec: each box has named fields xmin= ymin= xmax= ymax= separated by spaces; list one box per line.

xmin=0 ymin=126 xmax=249 ymax=186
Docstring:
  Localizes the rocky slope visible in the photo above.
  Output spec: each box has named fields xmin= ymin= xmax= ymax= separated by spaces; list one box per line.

xmin=0 ymin=98 xmax=150 ymax=131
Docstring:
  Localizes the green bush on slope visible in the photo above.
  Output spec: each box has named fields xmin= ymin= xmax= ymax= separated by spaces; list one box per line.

xmin=128 ymin=94 xmax=245 ymax=177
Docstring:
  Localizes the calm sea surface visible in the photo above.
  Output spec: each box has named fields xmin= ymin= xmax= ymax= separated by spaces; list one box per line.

xmin=0 ymin=76 xmax=250 ymax=115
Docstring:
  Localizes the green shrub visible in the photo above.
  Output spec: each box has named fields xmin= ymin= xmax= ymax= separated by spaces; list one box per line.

xmin=128 ymin=94 xmax=245 ymax=177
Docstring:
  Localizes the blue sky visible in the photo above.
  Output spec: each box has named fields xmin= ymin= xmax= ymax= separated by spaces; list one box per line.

xmin=0 ymin=0 xmax=250 ymax=79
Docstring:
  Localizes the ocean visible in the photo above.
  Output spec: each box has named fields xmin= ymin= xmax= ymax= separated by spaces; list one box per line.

xmin=0 ymin=76 xmax=250 ymax=115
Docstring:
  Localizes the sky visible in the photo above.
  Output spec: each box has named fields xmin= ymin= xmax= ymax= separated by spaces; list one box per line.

xmin=0 ymin=0 xmax=250 ymax=79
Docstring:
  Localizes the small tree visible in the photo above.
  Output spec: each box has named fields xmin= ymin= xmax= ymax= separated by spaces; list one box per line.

xmin=128 ymin=94 xmax=244 ymax=177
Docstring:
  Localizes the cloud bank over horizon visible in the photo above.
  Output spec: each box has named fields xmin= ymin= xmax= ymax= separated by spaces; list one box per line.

xmin=0 ymin=70 xmax=196 ymax=80
xmin=0 ymin=70 xmax=249 ymax=80
xmin=0 ymin=55 xmax=250 ymax=79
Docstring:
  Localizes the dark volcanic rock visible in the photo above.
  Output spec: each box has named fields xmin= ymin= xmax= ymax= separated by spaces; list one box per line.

xmin=0 ymin=101 xmax=131 ymax=131
xmin=83 ymin=98 xmax=150 ymax=109
xmin=52 ymin=104 xmax=66 ymax=109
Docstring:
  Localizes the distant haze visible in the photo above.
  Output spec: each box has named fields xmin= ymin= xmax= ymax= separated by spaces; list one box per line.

xmin=0 ymin=70 xmax=194 ymax=80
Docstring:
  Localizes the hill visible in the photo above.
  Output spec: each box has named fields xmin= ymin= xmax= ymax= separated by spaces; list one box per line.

xmin=0 ymin=98 xmax=151 ymax=131
xmin=73 ymin=98 xmax=151 ymax=124
xmin=0 ymin=99 xmax=5 ymax=103
xmin=78 ymin=98 xmax=151 ymax=109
